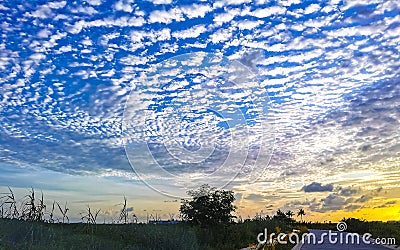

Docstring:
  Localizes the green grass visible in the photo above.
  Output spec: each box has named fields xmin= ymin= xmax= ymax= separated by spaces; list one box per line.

xmin=0 ymin=187 xmax=297 ymax=249
xmin=0 ymin=219 xmax=199 ymax=250
xmin=0 ymin=218 xmax=299 ymax=250
xmin=7 ymin=217 xmax=399 ymax=249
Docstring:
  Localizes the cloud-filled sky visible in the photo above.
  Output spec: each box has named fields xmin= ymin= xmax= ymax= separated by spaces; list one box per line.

xmin=0 ymin=0 xmax=399 ymax=222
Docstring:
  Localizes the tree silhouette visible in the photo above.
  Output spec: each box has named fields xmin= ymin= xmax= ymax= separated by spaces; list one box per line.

xmin=275 ymin=209 xmax=287 ymax=220
xmin=179 ymin=184 xmax=236 ymax=225
xmin=286 ymin=210 xmax=294 ymax=218
xmin=297 ymin=208 xmax=306 ymax=222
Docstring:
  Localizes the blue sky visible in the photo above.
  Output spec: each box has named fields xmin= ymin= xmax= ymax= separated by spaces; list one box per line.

xmin=0 ymin=0 xmax=399 ymax=222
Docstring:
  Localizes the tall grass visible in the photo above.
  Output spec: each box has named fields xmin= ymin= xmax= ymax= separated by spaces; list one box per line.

xmin=0 ymin=218 xmax=200 ymax=249
xmin=21 ymin=188 xmax=46 ymax=222
xmin=0 ymin=187 xmax=19 ymax=219
xmin=0 ymin=187 xmax=299 ymax=249
xmin=56 ymin=201 xmax=69 ymax=223
xmin=0 ymin=187 xmax=69 ymax=224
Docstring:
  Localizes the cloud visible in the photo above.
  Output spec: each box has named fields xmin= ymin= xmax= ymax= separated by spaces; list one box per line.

xmin=236 ymin=20 xmax=264 ymax=30
xmin=238 ymin=50 xmax=265 ymax=72
xmin=355 ymin=195 xmax=372 ymax=203
xmin=172 ymin=25 xmax=207 ymax=39
xmin=212 ymin=8 xmax=241 ymax=26
xmin=113 ymin=0 xmax=133 ymax=12
xmin=246 ymin=193 xmax=266 ymax=202
xmin=344 ymin=204 xmax=361 ymax=211
xmin=181 ymin=4 xmax=212 ymax=19
xmin=302 ymin=182 xmax=334 ymax=192
xmin=304 ymin=3 xmax=320 ymax=14
xmin=0 ymin=0 xmax=399 ymax=208
xmin=291 ymin=185 xmax=383 ymax=212
xmin=149 ymin=0 xmax=173 ymax=4
xmin=336 ymin=186 xmax=358 ymax=196
xmin=148 ymin=8 xmax=185 ymax=24
xmin=214 ymin=0 xmax=251 ymax=7
xmin=374 ymin=200 xmax=397 ymax=208
xmin=250 ymin=6 xmax=286 ymax=18
xmin=209 ymin=28 xmax=233 ymax=43
xmin=86 ymin=0 xmax=102 ymax=6
xmin=316 ymin=194 xmax=350 ymax=211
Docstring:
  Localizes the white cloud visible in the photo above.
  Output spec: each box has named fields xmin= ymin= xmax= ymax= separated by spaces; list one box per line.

xmin=148 ymin=8 xmax=185 ymax=24
xmin=113 ymin=16 xmax=146 ymax=27
xmin=181 ymin=4 xmax=212 ymax=19
xmin=278 ymin=0 xmax=301 ymax=6
xmin=130 ymin=28 xmax=171 ymax=44
xmin=324 ymin=25 xmax=382 ymax=37
xmin=57 ymin=45 xmax=73 ymax=53
xmin=237 ymin=20 xmax=264 ymax=30
xmin=30 ymin=53 xmax=46 ymax=61
xmin=86 ymin=0 xmax=102 ymax=5
xmin=213 ymin=0 xmax=251 ymax=8
xmin=250 ymin=6 xmax=286 ymax=18
xmin=82 ymin=38 xmax=93 ymax=46
xmin=114 ymin=0 xmax=133 ymax=12
xmin=341 ymin=0 xmax=383 ymax=12
xmin=70 ymin=6 xmax=98 ymax=15
xmin=213 ymin=8 xmax=241 ymax=26
xmin=29 ymin=6 xmax=53 ymax=19
xmin=0 ymin=4 xmax=9 ymax=10
xmin=47 ymin=1 xmax=67 ymax=9
xmin=209 ymin=28 xmax=233 ymax=43
xmin=150 ymin=0 xmax=173 ymax=4
xmin=172 ymin=25 xmax=207 ymax=39
xmin=155 ymin=28 xmax=172 ymax=41
xmin=120 ymin=55 xmax=148 ymax=65
xmin=37 ymin=29 xmax=51 ymax=38
xmin=304 ymin=3 xmax=320 ymax=14
xmin=68 ymin=16 xmax=146 ymax=34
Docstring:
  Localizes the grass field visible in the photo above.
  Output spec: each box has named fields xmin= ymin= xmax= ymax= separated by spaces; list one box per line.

xmin=0 ymin=218 xmax=301 ymax=250
xmin=1 ymin=188 xmax=398 ymax=249
xmin=0 ymin=187 xmax=300 ymax=249
xmin=1 ymin=218 xmax=399 ymax=249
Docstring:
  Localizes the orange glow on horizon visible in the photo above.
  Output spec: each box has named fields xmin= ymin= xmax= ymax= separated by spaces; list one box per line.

xmin=300 ymin=205 xmax=400 ymax=223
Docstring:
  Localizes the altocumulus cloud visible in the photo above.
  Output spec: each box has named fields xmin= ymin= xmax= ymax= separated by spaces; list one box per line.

xmin=0 ymin=0 xmax=399 ymax=206
xmin=302 ymin=182 xmax=334 ymax=192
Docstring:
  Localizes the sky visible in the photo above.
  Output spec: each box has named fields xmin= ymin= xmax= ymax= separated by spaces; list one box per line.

xmin=0 ymin=0 xmax=399 ymax=223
